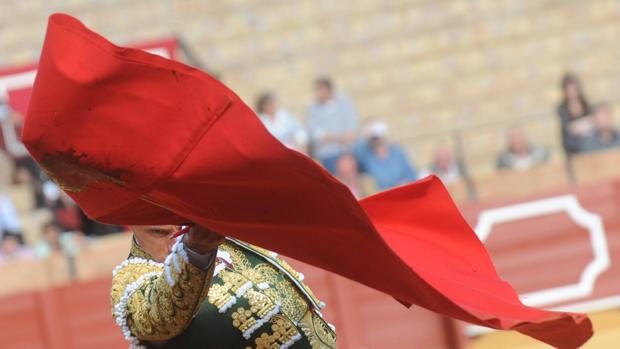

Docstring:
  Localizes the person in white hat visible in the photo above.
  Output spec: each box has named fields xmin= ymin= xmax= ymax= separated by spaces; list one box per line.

xmin=355 ymin=119 xmax=418 ymax=190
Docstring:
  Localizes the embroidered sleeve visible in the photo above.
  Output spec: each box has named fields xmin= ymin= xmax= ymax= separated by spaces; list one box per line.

xmin=110 ymin=238 xmax=215 ymax=347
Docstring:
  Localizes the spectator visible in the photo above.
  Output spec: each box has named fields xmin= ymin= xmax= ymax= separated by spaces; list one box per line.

xmin=306 ymin=77 xmax=358 ymax=173
xmin=255 ymin=92 xmax=308 ymax=152
xmin=0 ymin=194 xmax=22 ymax=238
xmin=581 ymin=103 xmax=620 ymax=152
xmin=334 ymin=153 xmax=364 ymax=198
xmin=1 ymin=87 xmax=46 ymax=207
xmin=0 ymin=86 xmax=29 ymax=160
xmin=422 ymin=145 xmax=466 ymax=185
xmin=557 ymin=73 xmax=593 ymax=155
xmin=497 ymin=127 xmax=549 ymax=171
xmin=0 ymin=233 xmax=33 ymax=263
xmin=355 ymin=120 xmax=417 ymax=190
xmin=35 ymin=221 xmax=87 ymax=258
xmin=35 ymin=221 xmax=62 ymax=257
xmin=43 ymin=181 xmax=83 ymax=231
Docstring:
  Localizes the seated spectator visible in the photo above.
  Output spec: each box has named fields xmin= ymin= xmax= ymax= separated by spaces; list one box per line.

xmin=497 ymin=127 xmax=549 ymax=171
xmin=0 ymin=194 xmax=22 ymax=238
xmin=557 ymin=73 xmax=594 ymax=155
xmin=306 ymin=77 xmax=358 ymax=173
xmin=35 ymin=221 xmax=87 ymax=258
xmin=0 ymin=233 xmax=33 ymax=264
xmin=422 ymin=145 xmax=466 ymax=185
xmin=255 ymin=91 xmax=308 ymax=152
xmin=43 ymin=181 xmax=83 ymax=231
xmin=35 ymin=221 xmax=62 ymax=257
xmin=334 ymin=153 xmax=364 ymax=198
xmin=1 ymin=88 xmax=46 ymax=207
xmin=580 ymin=103 xmax=620 ymax=152
xmin=0 ymin=87 xmax=29 ymax=160
xmin=355 ymin=120 xmax=417 ymax=190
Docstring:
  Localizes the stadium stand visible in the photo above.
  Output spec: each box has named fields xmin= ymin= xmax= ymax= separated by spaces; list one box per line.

xmin=1 ymin=1 xmax=620 ymax=178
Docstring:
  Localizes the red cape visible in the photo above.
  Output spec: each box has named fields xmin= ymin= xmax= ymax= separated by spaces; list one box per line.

xmin=23 ymin=14 xmax=592 ymax=348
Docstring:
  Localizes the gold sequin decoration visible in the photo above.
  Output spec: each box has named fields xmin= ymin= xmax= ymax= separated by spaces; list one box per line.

xmin=218 ymin=241 xmax=337 ymax=348
xmin=232 ymin=307 xmax=258 ymax=332
xmin=221 ymin=270 xmax=252 ymax=295
xmin=246 ymin=289 xmax=278 ymax=318
xmin=298 ymin=311 xmax=337 ymax=349
xmin=252 ymin=315 xmax=301 ymax=349
xmin=207 ymin=283 xmax=235 ymax=310
xmin=229 ymin=240 xmax=324 ymax=309
xmin=220 ymin=243 xmax=253 ymax=271
xmin=111 ymin=243 xmax=214 ymax=341
xmin=241 ymin=267 xmax=268 ymax=285
xmin=254 ymin=264 xmax=308 ymax=323
xmin=312 ymin=311 xmax=337 ymax=347
xmin=229 ymin=289 xmax=279 ymax=337
xmin=220 ymin=241 xmax=316 ymax=321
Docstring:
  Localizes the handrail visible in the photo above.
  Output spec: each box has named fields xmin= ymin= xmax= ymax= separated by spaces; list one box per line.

xmin=400 ymin=97 xmax=620 ymax=143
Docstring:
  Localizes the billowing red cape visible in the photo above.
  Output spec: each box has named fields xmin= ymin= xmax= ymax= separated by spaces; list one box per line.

xmin=23 ymin=14 xmax=592 ymax=348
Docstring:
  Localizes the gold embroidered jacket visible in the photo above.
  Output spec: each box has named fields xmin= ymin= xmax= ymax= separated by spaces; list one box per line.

xmin=110 ymin=237 xmax=337 ymax=349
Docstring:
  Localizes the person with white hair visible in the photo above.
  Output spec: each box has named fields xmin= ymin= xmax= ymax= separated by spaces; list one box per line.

xmin=354 ymin=119 xmax=417 ymax=190
xmin=255 ymin=91 xmax=308 ymax=152
xmin=580 ymin=103 xmax=620 ymax=152
xmin=0 ymin=194 xmax=22 ymax=239
xmin=496 ymin=126 xmax=549 ymax=171
xmin=422 ymin=144 xmax=466 ymax=185
xmin=0 ymin=85 xmax=28 ymax=159
xmin=0 ymin=85 xmax=47 ymax=207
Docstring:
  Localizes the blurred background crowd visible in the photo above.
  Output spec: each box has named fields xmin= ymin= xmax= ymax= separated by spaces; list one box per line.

xmin=2 ymin=70 xmax=619 ymax=264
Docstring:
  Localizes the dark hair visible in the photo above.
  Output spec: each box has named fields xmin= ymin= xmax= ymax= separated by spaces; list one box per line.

xmin=560 ymin=72 xmax=590 ymax=114
xmin=314 ymin=76 xmax=333 ymax=91
xmin=561 ymin=72 xmax=579 ymax=91
xmin=255 ymin=91 xmax=274 ymax=114
xmin=1 ymin=232 xmax=24 ymax=244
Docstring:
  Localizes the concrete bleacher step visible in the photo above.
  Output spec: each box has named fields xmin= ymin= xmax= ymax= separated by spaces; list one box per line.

xmin=572 ymin=148 xmax=620 ymax=184
xmin=0 ymin=258 xmax=50 ymax=297
xmin=472 ymin=160 xmax=570 ymax=202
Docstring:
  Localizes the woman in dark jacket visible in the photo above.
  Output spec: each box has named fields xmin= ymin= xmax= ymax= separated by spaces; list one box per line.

xmin=557 ymin=73 xmax=593 ymax=155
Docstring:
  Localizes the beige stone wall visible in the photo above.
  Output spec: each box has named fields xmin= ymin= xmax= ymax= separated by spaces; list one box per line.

xmin=2 ymin=0 xmax=620 ymax=175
